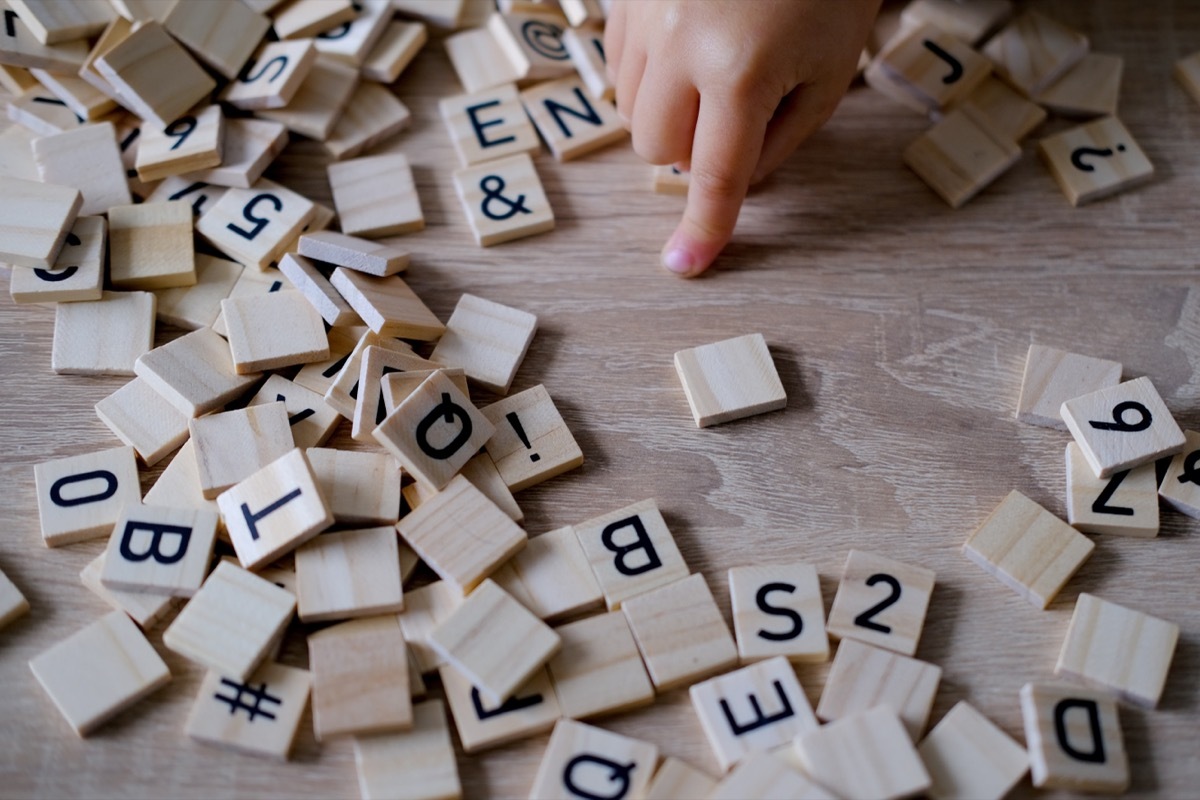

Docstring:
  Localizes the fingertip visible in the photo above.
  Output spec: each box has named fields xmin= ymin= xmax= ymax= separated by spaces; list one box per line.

xmin=660 ymin=230 xmax=718 ymax=278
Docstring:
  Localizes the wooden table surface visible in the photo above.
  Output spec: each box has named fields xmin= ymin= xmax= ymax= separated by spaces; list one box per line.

xmin=3 ymin=2 xmax=1199 ymax=797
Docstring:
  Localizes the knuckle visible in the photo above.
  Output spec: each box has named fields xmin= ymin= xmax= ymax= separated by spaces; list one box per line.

xmin=689 ymin=164 xmax=746 ymax=204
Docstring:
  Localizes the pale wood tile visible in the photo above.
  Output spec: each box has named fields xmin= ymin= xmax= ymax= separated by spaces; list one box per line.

xmin=481 ymin=384 xmax=583 ymax=491
xmin=246 ymin=376 xmax=340 ymax=449
xmin=145 ymin=176 xmax=228 ymax=218
xmin=439 ymin=664 xmax=560 ymax=752
xmin=675 ymin=333 xmax=787 ymax=428
xmin=1016 ymin=344 xmax=1122 ymax=430
xmin=135 ymin=104 xmax=225 ymax=182
xmin=1039 ymin=117 xmax=1154 ymax=207
xmin=257 ymin=54 xmax=359 ymax=141
xmin=397 ymin=580 xmax=462 ymax=674
xmin=452 ymin=152 xmax=554 ymax=246
xmin=545 ymin=609 xmax=654 ymax=720
xmin=184 ymin=117 xmax=289 ymax=189
xmin=362 ymin=19 xmax=426 ymax=83
xmin=185 ymin=661 xmax=311 ymax=759
xmin=272 ymin=0 xmax=356 ymax=39
xmin=520 ymin=74 xmax=625 ymax=161
xmin=295 ymin=526 xmax=405 ymax=623
xmin=108 ymin=201 xmax=195 ymax=290
xmin=309 ymin=614 xmax=412 ymax=740
xmin=794 ymin=706 xmax=931 ymax=800
xmin=392 ymin=0 xmax=465 ymax=29
xmin=196 ymin=178 xmax=316 ymax=269
xmin=431 ymin=293 xmax=536 ymax=394
xmin=957 ymin=75 xmax=1047 ymax=142
xmin=876 ymin=24 xmax=993 ymax=112
xmin=8 ymin=0 xmax=113 ymax=44
xmin=143 ymin=440 xmax=221 ymax=518
xmin=444 ymin=25 xmax=521 ymax=94
xmin=163 ymin=0 xmax=270 ymax=80
xmin=9 ymin=214 xmax=105 ymax=304
xmin=1157 ymin=428 xmax=1200 ymax=519
xmin=190 ymin=402 xmax=295 ymax=499
xmin=33 ymin=121 xmax=130 ymax=215
xmin=826 ymin=549 xmax=935 ymax=657
xmin=322 ymin=329 xmax=414 ymax=418
xmin=352 ymin=346 xmax=442 ymax=441
xmin=729 ymin=563 xmax=829 ymax=665
xmin=528 ymin=719 xmax=657 ymax=800
xmin=330 ymin=268 xmax=445 ymax=339
xmin=100 ymin=504 xmax=219 ymax=597
xmin=0 ymin=566 xmax=30 ymax=631
xmin=298 ymin=230 xmax=409 ymax=276
xmin=211 ymin=263 xmax=297 ymax=336
xmin=329 ymin=152 xmax=423 ymax=237
xmin=1173 ymin=51 xmax=1200 ymax=108
xmin=313 ymin=0 xmax=391 ymax=65
xmin=306 ymin=447 xmax=401 ymax=526
xmin=574 ymin=498 xmax=688 ymax=611
xmin=903 ymin=106 xmax=1021 ymax=208
xmin=152 ymin=253 xmax=242 ymax=330
xmin=0 ymin=4 xmax=89 ymax=71
xmin=52 ymin=290 xmax=156 ymax=376
xmin=562 ymin=26 xmax=611 ymax=101
xmin=321 ymin=81 xmax=411 ymax=160
xmin=708 ymin=750 xmax=835 ymax=800
xmin=134 ymin=327 xmax=262 ymax=417
xmin=918 ymin=701 xmax=1029 ymax=800
xmin=1061 ymin=376 xmax=1185 ymax=477
xmin=81 ymin=552 xmax=179 ymax=629
xmin=982 ymin=11 xmax=1089 ymax=96
xmin=899 ymin=0 xmax=1012 ymax=45
xmin=1037 ymin=53 xmax=1123 ymax=118
xmin=1020 ymin=682 xmax=1128 ymax=792
xmin=643 ymin=757 xmax=717 ymax=800
xmin=353 ymin=699 xmax=461 ymax=800
xmin=439 ymin=82 xmax=540 ymax=168
xmin=221 ymin=291 xmax=330 ymax=373
xmin=1066 ymin=442 xmax=1159 ymax=537
xmin=403 ymin=448 xmax=522 ymax=523
xmin=491 ymin=526 xmax=601 ymax=621
xmin=816 ymin=639 xmax=941 ymax=740
xmin=222 ymin=39 xmax=316 ymax=110
xmin=487 ymin=10 xmax=572 ymax=82
xmin=0 ymin=176 xmax=80 ymax=267
xmin=652 ymin=163 xmax=689 ymax=195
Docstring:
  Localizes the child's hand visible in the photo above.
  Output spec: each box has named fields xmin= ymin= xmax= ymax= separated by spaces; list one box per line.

xmin=605 ymin=0 xmax=879 ymax=277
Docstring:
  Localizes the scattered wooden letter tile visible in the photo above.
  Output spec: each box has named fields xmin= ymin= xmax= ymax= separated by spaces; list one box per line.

xmin=1056 ymin=593 xmax=1179 ymax=709
xmin=163 ymin=0 xmax=270 ymax=80
xmin=163 ymin=560 xmax=295 ymax=679
xmin=622 ymin=573 xmax=738 ymax=691
xmin=439 ymin=83 xmax=540 ymax=167
xmin=674 ymin=333 xmax=787 ymax=428
xmin=321 ymin=81 xmax=411 ymax=160
xmin=562 ymin=26 xmax=611 ymax=101
xmin=959 ymin=75 xmax=1047 ymax=142
xmin=545 ymin=609 xmax=654 ymax=720
xmin=362 ymin=19 xmax=426 ymax=83
xmin=487 ymin=10 xmax=572 ymax=82
xmin=246 ymin=376 xmax=339 ymax=449
xmin=9 ymin=214 xmax=105 ymax=304
xmin=1158 ymin=428 xmax=1200 ymax=519
xmin=1066 ymin=442 xmax=1158 ymax=537
xmin=98 ymin=503 xmax=218 ymax=597
xmin=403 ymin=448 xmax=521 ymax=524
xmin=481 ymin=384 xmax=583 ymax=491
xmin=134 ymin=326 xmax=262 ymax=417
xmin=903 ymin=106 xmax=1021 ymax=208
xmin=52 ymin=290 xmax=156 ymax=376
xmin=643 ymin=758 xmax=718 ymax=800
xmin=816 ymin=638 xmax=941 ymax=740
xmin=529 ymin=719 xmax=658 ymax=800
xmin=1016 ymin=344 xmax=1122 ymax=430
xmin=1036 ymin=53 xmax=1123 ymax=118
xmin=520 ymin=74 xmax=625 ymax=161
xmin=152 ymin=253 xmax=242 ymax=330
xmin=962 ymin=490 xmax=1095 ymax=609
xmin=313 ymin=0 xmax=391 ymax=65
xmin=257 ymin=54 xmax=359 ymax=141
xmin=196 ymin=178 xmax=316 ymax=269
xmin=272 ymin=0 xmax=356 ymax=39
xmin=295 ymin=526 xmax=405 ymax=623
xmin=0 ymin=567 xmax=30 ymax=631
xmin=222 ymin=38 xmax=316 ymax=110
xmin=29 ymin=610 xmax=170 ymax=736
xmin=135 ymin=104 xmax=224 ymax=181
xmin=330 ymin=268 xmax=445 ymax=340
xmin=185 ymin=117 xmax=289 ymax=189
xmin=0 ymin=176 xmax=80 ymax=267
xmin=384 ymin=368 xmax=469 ymax=414
xmin=825 ymin=549 xmax=935 ymax=657
xmin=80 ymin=552 xmax=178 ymax=630
xmin=439 ymin=665 xmax=560 ymax=752
xmin=305 ymin=447 xmax=401 ymax=526
xmin=899 ymin=0 xmax=1012 ymax=45
xmin=1174 ymin=51 xmax=1200 ymax=108
xmin=918 ymin=701 xmax=1029 ymax=800
xmin=322 ymin=329 xmax=413 ymax=417
xmin=108 ymin=201 xmax=195 ymax=289
xmin=729 ymin=563 xmax=827 ymax=665
xmin=32 ymin=121 xmax=131 ymax=215
xmin=353 ymin=348 xmax=444 ymax=442
xmin=146 ymin=176 xmax=229 ymax=218
xmin=211 ymin=263 xmax=297 ymax=336
xmin=573 ymin=498 xmax=688 ymax=611
xmin=8 ymin=87 xmax=89 ymax=137
xmin=795 ymin=706 xmax=931 ymax=800
xmin=190 ymin=403 xmax=294 ymax=499
xmin=708 ymin=750 xmax=834 ymax=800
xmin=143 ymin=440 xmax=221 ymax=517
xmin=444 ymin=25 xmax=521 ymax=94
xmin=652 ymin=163 xmax=689 ymax=195
xmin=397 ymin=580 xmax=462 ymax=674
xmin=982 ymin=11 xmax=1088 ymax=97
xmin=1061 ymin=376 xmax=1184 ymax=477
xmin=221 ymin=291 xmax=330 ymax=373
xmin=8 ymin=0 xmax=113 ymax=44
xmin=217 ymin=448 xmax=333 ymax=571
xmin=876 ymin=24 xmax=993 ymax=112
xmin=0 ymin=3 xmax=89 ymax=71
xmin=1020 ymin=682 xmax=1128 ymax=793
xmin=430 ymin=293 xmax=536 ymax=395
xmin=299 ymin=229 xmax=409 ymax=276
xmin=452 ymin=152 xmax=554 ymax=246
xmin=691 ymin=656 xmax=819 ymax=771
xmin=291 ymin=325 xmax=364 ymax=397
xmin=93 ymin=20 xmax=216 ymax=128
xmin=0 ymin=124 xmax=38 ymax=181
xmin=353 ymin=699 xmax=461 ymax=800
xmin=186 ymin=661 xmax=312 ymax=760
xmin=491 ymin=526 xmax=601 ymax=621
xmin=328 ymin=153 xmax=424 ymax=237
xmin=1039 ymin=116 xmax=1153 ymax=206
xmin=309 ymin=615 xmax=412 ymax=740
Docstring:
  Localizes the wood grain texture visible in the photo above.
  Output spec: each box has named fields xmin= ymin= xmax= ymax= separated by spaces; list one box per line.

xmin=2 ymin=4 xmax=1200 ymax=797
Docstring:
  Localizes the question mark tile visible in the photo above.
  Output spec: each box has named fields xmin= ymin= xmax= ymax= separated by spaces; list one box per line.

xmin=1061 ymin=376 xmax=1184 ymax=477
xmin=1038 ymin=116 xmax=1153 ymax=206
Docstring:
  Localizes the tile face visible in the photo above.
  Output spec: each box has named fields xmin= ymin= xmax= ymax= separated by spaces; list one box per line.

xmin=643 ymin=758 xmax=718 ymax=800
xmin=329 ymin=269 xmax=445 ymax=340
xmin=794 ymin=706 xmax=931 ymax=800
xmin=163 ymin=561 xmax=296 ymax=680
xmin=1158 ymin=428 xmax=1200 ymax=519
xmin=491 ymin=526 xmax=602 ymax=621
xmin=430 ymin=293 xmax=537 ymax=394
xmin=482 ymin=384 xmax=583 ymax=491
xmin=573 ymin=499 xmax=689 ymax=611
xmin=190 ymin=402 xmax=295 ymax=499
xmin=29 ymin=610 xmax=171 ymax=736
xmin=690 ymin=656 xmax=819 ymax=772
xmin=211 ymin=264 xmax=298 ymax=336
xmin=34 ymin=445 xmax=141 ymax=547
xmin=135 ymin=104 xmax=225 ymax=181
xmin=186 ymin=662 xmax=312 ymax=760
xmin=9 ymin=214 xmax=105 ymax=304
xmin=1065 ymin=443 xmax=1159 ymax=537
xmin=439 ymin=665 xmax=560 ymax=753
xmin=903 ymin=106 xmax=1021 ymax=208
xmin=445 ymin=25 xmax=521 ymax=94
xmin=816 ymin=639 xmax=941 ymax=740
xmin=825 ymin=550 xmax=935 ymax=657
xmin=899 ymin=0 xmax=1012 ymax=45
xmin=982 ymin=11 xmax=1088 ymax=96
xmin=162 ymin=0 xmax=270 ymax=79
xmin=876 ymin=24 xmax=993 ymax=112
xmin=545 ymin=610 xmax=655 ymax=720
xmin=1016 ymin=344 xmax=1123 ymax=430
xmin=361 ymin=19 xmax=426 ymax=83
xmin=959 ymin=75 xmax=1046 ymax=142
xmin=322 ymin=329 xmax=414 ymax=418
xmin=305 ymin=447 xmax=401 ymax=525
xmin=0 ymin=568 xmax=30 ymax=631
xmin=256 ymin=54 xmax=359 ymax=141
xmin=8 ymin=0 xmax=114 ymax=44
xmin=962 ymin=490 xmax=1094 ymax=609
xmin=353 ymin=699 xmax=461 ymax=800
xmin=397 ymin=580 xmax=463 ymax=674
xmin=329 ymin=153 xmax=424 ymax=237
xmin=729 ymin=563 xmax=828 ymax=664
xmin=675 ymin=333 xmax=787 ymax=428
xmin=0 ymin=8 xmax=89 ymax=72
xmin=152 ymin=253 xmax=242 ymax=330
xmin=1061 ymin=376 xmax=1185 ymax=477
xmin=80 ymin=552 xmax=178 ymax=630
xmin=351 ymin=345 xmax=440 ymax=442
xmin=187 ymin=117 xmax=289 ymax=189
xmin=520 ymin=74 xmax=625 ymax=161
xmin=486 ymin=11 xmax=573 ymax=82
xmin=439 ymin=83 xmax=540 ymax=167
xmin=1055 ymin=593 xmax=1179 ymax=709
xmin=278 ymin=252 xmax=360 ymax=326
xmin=708 ymin=751 xmax=834 ymax=800
xmin=52 ymin=290 xmax=156 ymax=376
xmin=134 ymin=326 xmax=262 ymax=417
xmin=452 ymin=152 xmax=554 ymax=246
xmin=221 ymin=290 xmax=330 ymax=373
xmin=222 ymin=39 xmax=317 ymax=110
xmin=298 ymin=230 xmax=409 ymax=276
xmin=308 ymin=615 xmax=412 ymax=740
xmin=247 ymin=375 xmax=341 ymax=450
xmin=1021 ymin=683 xmax=1128 ymax=793
xmin=1036 ymin=53 xmax=1123 ymax=118
xmin=528 ymin=719 xmax=658 ymax=800
xmin=919 ymin=701 xmax=1029 ymax=800
xmin=143 ymin=440 xmax=220 ymax=517
xmin=295 ymin=526 xmax=406 ymax=623
xmin=652 ymin=163 xmax=690 ymax=195
xmin=100 ymin=504 xmax=219 ymax=597
xmin=32 ymin=121 xmax=131 ymax=216
xmin=1039 ymin=117 xmax=1154 ymax=207
xmin=622 ymin=573 xmax=738 ymax=692
xmin=195 ymin=179 xmax=316 ymax=269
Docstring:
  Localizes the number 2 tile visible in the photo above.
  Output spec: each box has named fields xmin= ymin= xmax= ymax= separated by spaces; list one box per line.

xmin=825 ymin=549 xmax=935 ymax=657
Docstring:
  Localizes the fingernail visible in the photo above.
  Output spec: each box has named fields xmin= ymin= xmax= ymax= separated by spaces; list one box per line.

xmin=662 ymin=247 xmax=695 ymax=276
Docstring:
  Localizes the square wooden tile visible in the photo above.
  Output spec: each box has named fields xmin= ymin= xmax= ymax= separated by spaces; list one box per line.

xmin=826 ymin=550 xmax=935 ymax=657
xmin=29 ymin=610 xmax=171 ymax=736
xmin=574 ymin=498 xmax=688 ymax=611
xmin=1016 ymin=344 xmax=1122 ymax=430
xmin=675 ymin=333 xmax=787 ymax=428
xmin=729 ymin=563 xmax=828 ymax=665
xmin=439 ymin=664 xmax=560 ymax=753
xmin=708 ymin=751 xmax=833 ymax=800
xmin=135 ymin=104 xmax=225 ymax=181
xmin=309 ymin=615 xmax=412 ymax=740
xmin=9 ymin=214 xmax=105 ymax=304
xmin=211 ymin=264 xmax=298 ymax=337
xmin=322 ymin=329 xmax=415 ymax=418
xmin=298 ymin=230 xmax=409 ymax=276
xmin=816 ymin=639 xmax=941 ymax=740
xmin=1020 ymin=682 xmax=1128 ymax=792
xmin=295 ymin=526 xmax=405 ymax=623
xmin=222 ymin=38 xmax=316 ymax=110
xmin=1061 ymin=376 xmax=1185 ymax=477
xmin=1174 ymin=51 xmax=1200 ymax=108
xmin=486 ymin=10 xmax=573 ymax=82
xmin=444 ymin=25 xmax=521 ymax=94
xmin=520 ymin=75 xmax=625 ymax=161
xmin=0 ymin=8 xmax=88 ymax=72
xmin=329 ymin=268 xmax=445 ymax=340
xmin=361 ymin=19 xmax=426 ymax=83
xmin=8 ymin=0 xmax=114 ymax=44
xmin=919 ymin=701 xmax=1029 ymax=800
xmin=0 ymin=567 xmax=30 ymax=631
xmin=313 ymin=0 xmax=391 ymax=65
xmin=134 ymin=327 xmax=261 ymax=417
xmin=322 ymin=81 xmax=413 ymax=159
xmin=439 ymin=82 xmax=540 ymax=167
xmin=397 ymin=580 xmax=462 ymax=674
xmin=1066 ymin=442 xmax=1159 ymax=537
xmin=246 ymin=375 xmax=340 ymax=450
xmin=32 ymin=121 xmax=130 ymax=215
xmin=221 ymin=291 xmax=330 ymax=373
xmin=644 ymin=758 xmax=718 ymax=800
xmin=384 ymin=368 xmax=470 ymax=417
xmin=162 ymin=0 xmax=269 ymax=79
xmin=34 ymin=445 xmax=141 ymax=547
xmin=143 ymin=440 xmax=221 ymax=518
xmin=256 ymin=55 xmax=359 ymax=141
xmin=903 ymin=106 xmax=1021 ymax=208
xmin=982 ymin=11 xmax=1088 ymax=96
xmin=1037 ymin=53 xmax=1123 ymax=118
xmin=108 ymin=202 xmax=197 ymax=291
xmin=195 ymin=178 xmax=316 ymax=269
xmin=353 ymin=699 xmax=461 ymax=800
xmin=529 ymin=719 xmax=658 ymax=800
xmin=481 ymin=384 xmax=584 ymax=491
xmin=52 ymin=290 xmax=156 ymax=376
xmin=876 ymin=24 xmax=993 ymax=112
xmin=794 ymin=706 xmax=931 ymax=800
xmin=546 ymin=610 xmax=654 ymax=720
xmin=491 ymin=526 xmax=602 ymax=621
xmin=1039 ymin=117 xmax=1154 ymax=206
xmin=186 ymin=661 xmax=311 ymax=760
xmin=452 ymin=152 xmax=555 ymax=246
xmin=187 ymin=117 xmax=289 ymax=189
xmin=190 ymin=402 xmax=295 ymax=499
xmin=152 ymin=253 xmax=242 ymax=330
xmin=652 ymin=163 xmax=690 ymax=195
xmin=1158 ymin=428 xmax=1200 ymax=519
xmin=405 ymin=449 xmax=521 ymax=523
xmin=430 ymin=293 xmax=537 ymax=394
xmin=562 ymin=26 xmax=611 ymax=101
xmin=899 ymin=0 xmax=1012 ymax=45
xmin=351 ymin=345 xmax=440 ymax=442
xmin=100 ymin=504 xmax=219 ymax=597
xmin=959 ymin=75 xmax=1047 ymax=142
xmin=329 ymin=153 xmax=424 ymax=237
xmin=80 ymin=552 xmax=178 ymax=630
xmin=305 ymin=447 xmax=401 ymax=526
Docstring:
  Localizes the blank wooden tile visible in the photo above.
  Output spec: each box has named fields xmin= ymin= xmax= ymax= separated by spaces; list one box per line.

xmin=29 ymin=610 xmax=170 ymax=736
xmin=217 ymin=448 xmax=333 ymax=571
xmin=211 ymin=263 xmax=298 ymax=336
xmin=982 ymin=11 xmax=1088 ymax=97
xmin=452 ymin=152 xmax=554 ymax=246
xmin=1061 ymin=376 xmax=1184 ymax=477
xmin=520 ymin=75 xmax=624 ymax=161
xmin=876 ymin=24 xmax=993 ymax=112
xmin=0 ymin=63 xmax=38 ymax=94
xmin=918 ymin=701 xmax=1029 ymax=800
xmin=643 ymin=758 xmax=718 ymax=800
xmin=1020 ymin=682 xmax=1128 ymax=793
xmin=109 ymin=201 xmax=195 ymax=290
xmin=545 ymin=609 xmax=654 ymax=720
xmin=290 ymin=326 xmax=364 ymax=398
xmin=163 ymin=560 xmax=295 ymax=680
xmin=574 ymin=498 xmax=688 ymax=611
xmin=190 ymin=404 xmax=293 ymax=501
xmin=134 ymin=327 xmax=261 ymax=417
xmin=52 ymin=290 xmax=156 ymax=376
xmin=529 ymin=719 xmax=658 ymax=800
xmin=691 ymin=656 xmax=819 ymax=771
xmin=444 ymin=25 xmax=521 ymax=94
xmin=321 ymin=81 xmax=411 ymax=160
xmin=361 ymin=19 xmax=426 ymax=83
xmin=383 ymin=368 xmax=469 ymax=413
xmin=257 ymin=54 xmax=359 ymax=141
xmin=652 ymin=163 xmax=690 ymax=195
xmin=100 ymin=504 xmax=219 ymax=597
xmin=899 ymin=0 xmax=1011 ymax=45
xmin=310 ymin=615 xmax=412 ymax=740
xmin=152 ymin=253 xmax=241 ymax=330
xmin=1056 ymin=593 xmax=1179 ymax=709
xmin=328 ymin=153 xmax=423 ymax=237
xmin=729 ymin=563 xmax=828 ymax=665
xmin=487 ymin=10 xmax=572 ymax=82
xmin=397 ymin=580 xmax=462 ymax=674
xmin=795 ymin=706 xmax=931 ymax=800
xmin=0 ymin=567 xmax=30 ymax=631
xmin=440 ymin=664 xmax=560 ymax=752
xmin=440 ymin=83 xmax=541 ymax=168
xmin=430 ymin=293 xmax=536 ymax=395
xmin=9 ymin=214 xmax=105 ymax=304
xmin=1039 ymin=116 xmax=1153 ymax=207
xmin=304 ymin=448 xmax=400 ymax=527
xmin=962 ymin=490 xmax=1095 ymax=609
xmin=1037 ymin=53 xmax=1123 ymax=118
xmin=904 ymin=106 xmax=1021 ymax=208
xmin=1158 ymin=428 xmax=1200 ymax=519
xmin=817 ymin=638 xmax=941 ymax=740
xmin=675 ymin=333 xmax=787 ymax=428
xmin=562 ymin=26 xmax=611 ymax=101
xmin=186 ymin=661 xmax=311 ymax=760
xmin=94 ymin=21 xmax=216 ymax=128
xmin=81 ymin=552 xmax=178 ymax=630
xmin=163 ymin=0 xmax=270 ymax=80
xmin=709 ymin=750 xmax=834 ymax=800
xmin=322 ymin=329 xmax=414 ymax=418
xmin=0 ymin=176 xmax=80 ymax=267
xmin=491 ymin=526 xmax=601 ymax=621
xmin=402 ymin=447 xmax=520 ymax=523
xmin=9 ymin=0 xmax=112 ymax=43
xmin=222 ymin=291 xmax=330 ymax=374
xmin=299 ymin=230 xmax=408 ymax=276
xmin=826 ymin=550 xmax=935 ymax=657
xmin=622 ymin=573 xmax=737 ymax=692
xmin=143 ymin=440 xmax=221 ymax=517
xmin=353 ymin=699 xmax=461 ymax=800
xmin=246 ymin=376 xmax=339 ymax=449
xmin=32 ymin=121 xmax=130 ymax=216
xmin=222 ymin=39 xmax=316 ymax=110
xmin=0 ymin=6 xmax=88 ymax=71
xmin=295 ymin=526 xmax=405 ymax=623
xmin=272 ymin=0 xmax=356 ymax=39
xmin=185 ymin=117 xmax=289 ymax=189
xmin=0 ymin=124 xmax=39 ymax=182
xmin=196 ymin=178 xmax=316 ymax=269
xmin=481 ymin=384 xmax=583 ymax=491
xmin=78 ymin=13 xmax=132 ymax=96
xmin=135 ymin=104 xmax=224 ymax=181
xmin=1016 ymin=344 xmax=1122 ymax=430
xmin=959 ymin=75 xmax=1048 ymax=142
xmin=1174 ymin=51 xmax=1200 ymax=108
xmin=1066 ymin=442 xmax=1159 ymax=537
xmin=330 ymin=268 xmax=445 ymax=340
